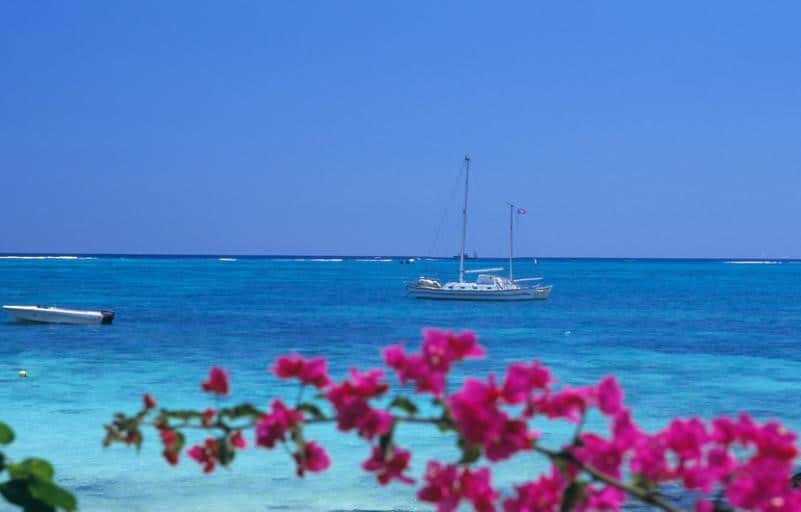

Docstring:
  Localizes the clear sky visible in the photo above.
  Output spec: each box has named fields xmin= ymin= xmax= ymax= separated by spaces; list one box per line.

xmin=1 ymin=1 xmax=799 ymax=257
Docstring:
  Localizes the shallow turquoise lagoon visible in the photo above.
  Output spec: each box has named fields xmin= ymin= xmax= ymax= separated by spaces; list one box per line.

xmin=1 ymin=257 xmax=800 ymax=511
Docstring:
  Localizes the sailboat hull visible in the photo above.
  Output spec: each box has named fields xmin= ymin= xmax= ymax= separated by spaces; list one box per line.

xmin=407 ymin=285 xmax=552 ymax=301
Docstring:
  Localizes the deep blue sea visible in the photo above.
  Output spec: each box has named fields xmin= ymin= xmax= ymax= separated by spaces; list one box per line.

xmin=2 ymin=256 xmax=800 ymax=511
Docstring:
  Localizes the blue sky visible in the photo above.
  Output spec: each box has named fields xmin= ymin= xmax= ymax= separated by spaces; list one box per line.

xmin=1 ymin=1 xmax=799 ymax=257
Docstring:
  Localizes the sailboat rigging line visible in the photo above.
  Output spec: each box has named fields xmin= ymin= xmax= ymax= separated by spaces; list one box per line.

xmin=426 ymin=160 xmax=469 ymax=257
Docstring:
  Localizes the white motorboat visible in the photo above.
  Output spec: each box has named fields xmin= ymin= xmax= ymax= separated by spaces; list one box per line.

xmin=2 ymin=305 xmax=115 ymax=324
xmin=406 ymin=156 xmax=553 ymax=301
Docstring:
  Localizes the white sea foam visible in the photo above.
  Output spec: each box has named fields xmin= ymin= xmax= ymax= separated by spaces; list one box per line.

xmin=0 ymin=255 xmax=96 ymax=260
xmin=355 ymin=258 xmax=392 ymax=262
xmin=724 ymin=260 xmax=781 ymax=265
xmin=293 ymin=258 xmax=344 ymax=262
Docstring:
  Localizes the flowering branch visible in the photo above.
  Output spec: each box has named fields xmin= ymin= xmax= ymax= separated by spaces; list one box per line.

xmin=533 ymin=445 xmax=683 ymax=512
xmin=104 ymin=328 xmax=801 ymax=512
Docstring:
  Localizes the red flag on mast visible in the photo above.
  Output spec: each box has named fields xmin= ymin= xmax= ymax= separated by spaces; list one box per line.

xmin=517 ymin=207 xmax=526 ymax=215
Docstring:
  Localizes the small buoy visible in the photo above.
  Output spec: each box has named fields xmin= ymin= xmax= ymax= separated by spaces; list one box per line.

xmin=18 ymin=370 xmax=27 ymax=378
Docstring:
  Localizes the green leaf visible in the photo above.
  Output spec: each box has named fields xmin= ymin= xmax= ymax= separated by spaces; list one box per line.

xmin=216 ymin=438 xmax=235 ymax=467
xmin=389 ymin=396 xmax=418 ymax=416
xmin=9 ymin=459 xmax=55 ymax=481
xmin=0 ymin=422 xmax=15 ymax=445
xmin=219 ymin=404 xmax=264 ymax=420
xmin=560 ymin=481 xmax=587 ymax=512
xmin=296 ymin=403 xmax=325 ymax=420
xmin=173 ymin=431 xmax=186 ymax=453
xmin=28 ymin=477 xmax=77 ymax=512
xmin=457 ymin=438 xmax=481 ymax=465
xmin=0 ymin=480 xmax=54 ymax=512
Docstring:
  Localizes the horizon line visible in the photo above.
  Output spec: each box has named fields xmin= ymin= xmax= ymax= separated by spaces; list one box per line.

xmin=0 ymin=252 xmax=797 ymax=262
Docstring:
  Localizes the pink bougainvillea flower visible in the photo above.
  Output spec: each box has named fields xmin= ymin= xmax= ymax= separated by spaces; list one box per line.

xmin=187 ymin=438 xmax=219 ymax=473
xmin=271 ymin=354 xmax=331 ymax=389
xmin=383 ymin=345 xmax=445 ymax=397
xmin=356 ymin=408 xmax=393 ymax=440
xmin=326 ymin=387 xmax=369 ymax=432
xmin=611 ymin=409 xmax=642 ymax=451
xmin=663 ymin=417 xmax=708 ymax=464
xmin=201 ymin=407 xmax=216 ymax=427
xmin=230 ymin=429 xmax=246 ymax=449
xmin=597 ymin=375 xmax=624 ymax=416
xmin=580 ymin=485 xmax=626 ymax=511
xmin=725 ymin=456 xmax=796 ymax=510
xmin=142 ymin=393 xmax=157 ymax=411
xmin=417 ymin=461 xmax=461 ymax=512
xmin=325 ymin=370 xmax=392 ymax=439
xmin=201 ymin=366 xmax=229 ymax=395
xmin=255 ymin=399 xmax=304 ymax=449
xmin=449 ymin=376 xmax=535 ymax=461
xmin=344 ymin=368 xmax=390 ymax=399
xmin=159 ymin=429 xmax=176 ymax=448
xmin=754 ymin=421 xmax=798 ymax=461
xmin=532 ymin=385 xmax=596 ymax=423
xmin=158 ymin=425 xmax=181 ymax=466
xmin=294 ymin=441 xmax=330 ymax=476
xmin=572 ymin=433 xmax=624 ymax=479
xmin=420 ymin=329 xmax=454 ymax=372
xmin=484 ymin=419 xmax=537 ymax=462
xmin=421 ymin=328 xmax=485 ymax=372
xmin=711 ymin=416 xmax=738 ymax=446
xmin=629 ymin=434 xmax=669 ymax=483
xmin=459 ymin=467 xmax=498 ymax=512
xmin=448 ymin=378 xmax=504 ymax=442
xmin=418 ymin=461 xmax=497 ymax=512
xmin=361 ymin=445 xmax=415 ymax=485
xmin=501 ymin=361 xmax=551 ymax=404
xmin=383 ymin=329 xmax=483 ymax=398
xmin=503 ymin=467 xmax=565 ymax=512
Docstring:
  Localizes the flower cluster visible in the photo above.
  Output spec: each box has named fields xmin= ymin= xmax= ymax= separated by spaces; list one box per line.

xmin=109 ymin=328 xmax=801 ymax=512
xmin=383 ymin=329 xmax=484 ymax=397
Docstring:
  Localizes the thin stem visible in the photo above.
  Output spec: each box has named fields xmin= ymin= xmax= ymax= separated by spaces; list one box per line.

xmin=534 ymin=446 xmax=686 ymax=512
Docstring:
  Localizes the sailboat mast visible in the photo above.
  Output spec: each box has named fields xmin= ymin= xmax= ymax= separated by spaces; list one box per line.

xmin=459 ymin=156 xmax=470 ymax=283
xmin=509 ymin=203 xmax=514 ymax=281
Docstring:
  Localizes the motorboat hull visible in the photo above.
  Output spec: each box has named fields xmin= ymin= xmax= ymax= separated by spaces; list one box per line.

xmin=406 ymin=285 xmax=552 ymax=301
xmin=2 ymin=305 xmax=114 ymax=324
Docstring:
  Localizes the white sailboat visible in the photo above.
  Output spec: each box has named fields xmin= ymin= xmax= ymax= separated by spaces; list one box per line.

xmin=406 ymin=156 xmax=553 ymax=301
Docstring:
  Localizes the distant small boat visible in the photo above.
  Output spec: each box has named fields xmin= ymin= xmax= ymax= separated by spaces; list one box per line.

xmin=452 ymin=251 xmax=478 ymax=260
xmin=2 ymin=305 xmax=115 ymax=325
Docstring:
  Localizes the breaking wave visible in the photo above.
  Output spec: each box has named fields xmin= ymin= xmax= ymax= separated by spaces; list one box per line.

xmin=724 ymin=260 xmax=781 ymax=265
xmin=0 ymin=255 xmax=96 ymax=260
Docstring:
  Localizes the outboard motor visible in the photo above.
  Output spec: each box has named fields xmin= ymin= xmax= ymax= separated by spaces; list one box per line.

xmin=100 ymin=310 xmax=115 ymax=324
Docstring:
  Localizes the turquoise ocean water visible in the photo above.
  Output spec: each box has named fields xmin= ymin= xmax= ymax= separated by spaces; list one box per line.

xmin=1 ymin=256 xmax=800 ymax=511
